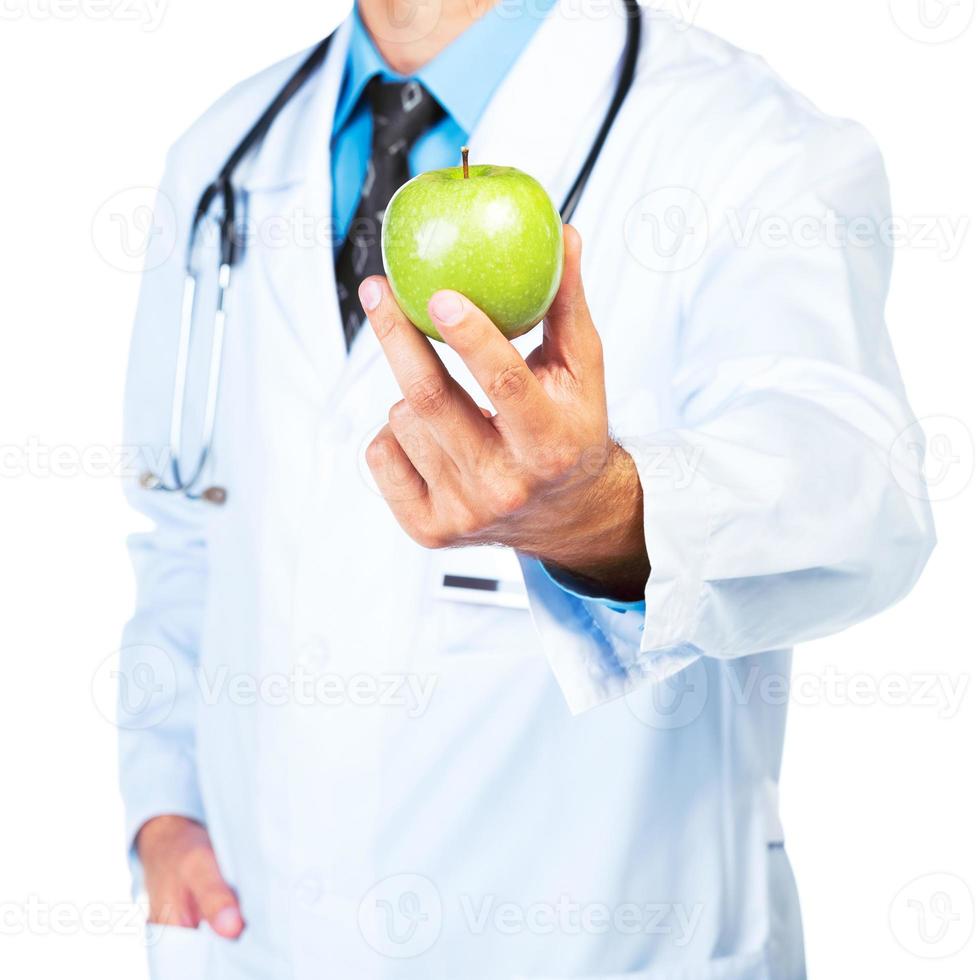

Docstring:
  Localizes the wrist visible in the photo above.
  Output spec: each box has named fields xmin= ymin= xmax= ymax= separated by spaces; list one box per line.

xmin=137 ymin=814 xmax=203 ymax=858
xmin=537 ymin=443 xmax=649 ymax=601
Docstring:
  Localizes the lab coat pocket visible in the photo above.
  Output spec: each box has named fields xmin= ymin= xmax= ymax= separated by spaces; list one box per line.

xmin=430 ymin=546 xmax=536 ymax=658
xmin=144 ymin=923 xmax=214 ymax=980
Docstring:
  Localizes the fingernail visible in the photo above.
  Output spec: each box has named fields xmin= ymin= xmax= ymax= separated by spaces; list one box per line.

xmin=429 ymin=291 xmax=464 ymax=327
xmin=212 ymin=906 xmax=243 ymax=937
xmin=358 ymin=279 xmax=382 ymax=313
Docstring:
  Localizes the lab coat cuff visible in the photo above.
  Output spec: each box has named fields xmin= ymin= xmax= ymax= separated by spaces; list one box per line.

xmin=621 ymin=435 xmax=712 ymax=655
xmin=518 ymin=555 xmax=700 ymax=714
xmin=120 ymin=743 xmax=206 ymax=894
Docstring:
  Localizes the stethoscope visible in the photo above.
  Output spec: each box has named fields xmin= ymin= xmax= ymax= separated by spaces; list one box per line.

xmin=140 ymin=0 xmax=641 ymax=504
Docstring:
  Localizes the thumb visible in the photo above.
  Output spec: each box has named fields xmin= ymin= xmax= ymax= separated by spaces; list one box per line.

xmin=542 ymin=225 xmax=601 ymax=370
xmin=186 ymin=851 xmax=244 ymax=939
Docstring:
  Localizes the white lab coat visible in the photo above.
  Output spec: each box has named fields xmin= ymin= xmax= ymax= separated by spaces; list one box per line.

xmin=120 ymin=6 xmax=934 ymax=979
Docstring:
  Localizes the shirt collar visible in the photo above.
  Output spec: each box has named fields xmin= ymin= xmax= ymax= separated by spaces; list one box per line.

xmin=334 ymin=0 xmax=556 ymax=138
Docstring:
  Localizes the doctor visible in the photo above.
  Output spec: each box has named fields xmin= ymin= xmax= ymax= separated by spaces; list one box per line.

xmin=120 ymin=1 xmax=935 ymax=978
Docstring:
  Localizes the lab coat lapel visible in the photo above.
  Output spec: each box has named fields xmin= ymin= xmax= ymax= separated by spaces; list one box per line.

xmin=467 ymin=0 xmax=626 ymax=216
xmin=241 ymin=19 xmax=353 ymax=401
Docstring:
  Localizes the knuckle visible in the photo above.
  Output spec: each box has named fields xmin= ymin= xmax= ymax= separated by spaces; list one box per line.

xmin=539 ymin=441 xmax=580 ymax=482
xmin=197 ymin=881 xmax=232 ymax=907
xmin=488 ymin=363 xmax=530 ymax=403
xmin=389 ymin=399 xmax=412 ymax=426
xmin=490 ymin=481 xmax=530 ymax=517
xmin=375 ymin=311 xmax=400 ymax=341
xmin=366 ymin=435 xmax=393 ymax=470
xmin=406 ymin=376 xmax=451 ymax=418
xmin=414 ymin=527 xmax=450 ymax=550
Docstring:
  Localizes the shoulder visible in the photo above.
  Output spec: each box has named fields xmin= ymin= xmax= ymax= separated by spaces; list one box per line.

xmin=634 ymin=12 xmax=834 ymax=134
xmin=163 ymin=44 xmax=321 ymax=192
xmin=632 ymin=12 xmax=884 ymax=197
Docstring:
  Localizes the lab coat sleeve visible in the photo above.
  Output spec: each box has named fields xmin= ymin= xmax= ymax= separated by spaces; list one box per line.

xmin=117 ymin=147 xmax=208 ymax=869
xmin=522 ymin=120 xmax=936 ymax=714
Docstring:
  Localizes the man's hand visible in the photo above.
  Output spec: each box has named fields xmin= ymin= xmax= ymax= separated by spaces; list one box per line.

xmin=359 ymin=225 xmax=649 ymax=602
xmin=137 ymin=815 xmax=244 ymax=938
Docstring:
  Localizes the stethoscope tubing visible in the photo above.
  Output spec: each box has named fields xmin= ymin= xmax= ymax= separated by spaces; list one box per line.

xmin=145 ymin=0 xmax=641 ymax=500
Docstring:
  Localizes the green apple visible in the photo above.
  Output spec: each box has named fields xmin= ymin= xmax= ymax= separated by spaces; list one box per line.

xmin=381 ymin=151 xmax=564 ymax=342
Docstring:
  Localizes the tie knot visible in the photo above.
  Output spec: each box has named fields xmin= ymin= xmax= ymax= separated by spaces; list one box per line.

xmin=367 ymin=77 xmax=444 ymax=150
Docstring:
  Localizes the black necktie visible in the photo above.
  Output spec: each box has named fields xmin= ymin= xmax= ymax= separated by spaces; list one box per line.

xmin=335 ymin=77 xmax=444 ymax=349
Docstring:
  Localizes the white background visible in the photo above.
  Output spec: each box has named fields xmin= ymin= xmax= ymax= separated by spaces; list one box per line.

xmin=0 ymin=0 xmax=977 ymax=977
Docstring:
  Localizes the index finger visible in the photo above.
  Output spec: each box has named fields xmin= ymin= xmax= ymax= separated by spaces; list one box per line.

xmin=359 ymin=276 xmax=449 ymax=389
xmin=427 ymin=290 xmax=554 ymax=442
xmin=358 ymin=277 xmax=492 ymax=445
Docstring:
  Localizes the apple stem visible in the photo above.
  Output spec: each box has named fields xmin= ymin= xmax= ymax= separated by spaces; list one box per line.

xmin=461 ymin=146 xmax=470 ymax=179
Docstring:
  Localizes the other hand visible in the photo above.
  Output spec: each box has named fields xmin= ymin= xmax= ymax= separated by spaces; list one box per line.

xmin=137 ymin=815 xmax=244 ymax=938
